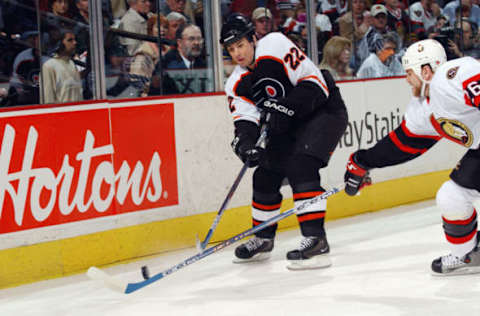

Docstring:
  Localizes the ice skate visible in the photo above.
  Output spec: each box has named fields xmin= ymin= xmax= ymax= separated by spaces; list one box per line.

xmin=286 ymin=236 xmax=332 ymax=270
xmin=432 ymin=237 xmax=480 ymax=276
xmin=233 ymin=237 xmax=274 ymax=263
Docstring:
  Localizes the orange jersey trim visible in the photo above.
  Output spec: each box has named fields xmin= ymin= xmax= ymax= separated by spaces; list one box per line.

xmin=299 ymin=75 xmax=329 ymax=95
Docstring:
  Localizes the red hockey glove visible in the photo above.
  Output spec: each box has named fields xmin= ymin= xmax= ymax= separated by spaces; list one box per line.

xmin=344 ymin=152 xmax=372 ymax=196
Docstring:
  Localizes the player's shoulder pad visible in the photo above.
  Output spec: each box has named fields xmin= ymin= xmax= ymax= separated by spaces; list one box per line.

xmin=255 ymin=32 xmax=293 ymax=58
xmin=432 ymin=57 xmax=480 ymax=86
xmin=225 ymin=65 xmax=251 ymax=95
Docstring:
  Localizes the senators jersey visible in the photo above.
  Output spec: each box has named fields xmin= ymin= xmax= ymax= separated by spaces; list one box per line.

xmin=224 ymin=32 xmax=330 ymax=126
xmin=429 ymin=57 xmax=480 ymax=149
xmin=357 ymin=57 xmax=480 ymax=169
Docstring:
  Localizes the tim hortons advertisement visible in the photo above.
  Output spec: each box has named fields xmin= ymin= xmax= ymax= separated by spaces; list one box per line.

xmin=0 ymin=103 xmax=178 ymax=234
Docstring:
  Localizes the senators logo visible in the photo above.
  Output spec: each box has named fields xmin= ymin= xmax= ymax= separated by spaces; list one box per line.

xmin=436 ymin=118 xmax=473 ymax=147
xmin=447 ymin=66 xmax=459 ymax=80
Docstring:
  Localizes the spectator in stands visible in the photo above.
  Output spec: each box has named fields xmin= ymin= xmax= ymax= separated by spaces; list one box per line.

xmin=118 ymin=0 xmax=151 ymax=56
xmin=338 ymin=0 xmax=371 ymax=42
xmin=72 ymin=0 xmax=89 ymax=56
xmin=160 ymin=0 xmax=196 ymax=24
xmin=444 ymin=0 xmax=480 ymax=26
xmin=354 ymin=4 xmax=390 ymax=71
xmin=447 ymin=18 xmax=480 ymax=58
xmin=319 ymin=36 xmax=354 ymax=80
xmin=129 ymin=14 xmax=164 ymax=97
xmin=251 ymin=7 xmax=274 ymax=39
xmin=166 ymin=12 xmax=187 ymax=42
xmin=318 ymin=0 xmax=344 ymax=30
xmin=356 ymin=32 xmax=404 ymax=78
xmin=111 ymin=0 xmax=127 ymax=20
xmin=50 ymin=0 xmax=71 ymax=17
xmin=164 ymin=23 xmax=205 ymax=69
xmin=384 ymin=0 xmax=411 ymax=47
xmin=276 ymin=0 xmax=296 ymax=29
xmin=408 ymin=0 xmax=442 ymax=41
xmin=3 ymin=32 xmax=48 ymax=106
xmin=41 ymin=30 xmax=83 ymax=103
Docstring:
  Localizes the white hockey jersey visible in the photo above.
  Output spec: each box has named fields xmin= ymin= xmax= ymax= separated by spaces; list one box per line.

xmin=224 ymin=32 xmax=329 ymax=125
xmin=404 ymin=57 xmax=480 ymax=149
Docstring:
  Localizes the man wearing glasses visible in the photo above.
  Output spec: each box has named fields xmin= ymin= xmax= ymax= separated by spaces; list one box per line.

xmin=164 ymin=23 xmax=205 ymax=69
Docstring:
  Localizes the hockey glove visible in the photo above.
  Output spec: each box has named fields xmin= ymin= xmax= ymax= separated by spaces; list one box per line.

xmin=231 ymin=135 xmax=263 ymax=168
xmin=261 ymin=99 xmax=295 ymax=135
xmin=344 ymin=152 xmax=372 ymax=196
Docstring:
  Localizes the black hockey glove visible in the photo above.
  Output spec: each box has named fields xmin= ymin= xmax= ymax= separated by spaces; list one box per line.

xmin=231 ymin=134 xmax=263 ymax=168
xmin=344 ymin=152 xmax=372 ymax=196
xmin=260 ymin=98 xmax=295 ymax=135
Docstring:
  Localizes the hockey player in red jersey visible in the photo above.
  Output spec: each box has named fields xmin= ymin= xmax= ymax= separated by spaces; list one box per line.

xmin=220 ymin=14 xmax=348 ymax=270
xmin=344 ymin=39 xmax=480 ymax=275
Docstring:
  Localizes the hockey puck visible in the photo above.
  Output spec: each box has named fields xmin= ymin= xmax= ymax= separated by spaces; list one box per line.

xmin=141 ymin=266 xmax=150 ymax=280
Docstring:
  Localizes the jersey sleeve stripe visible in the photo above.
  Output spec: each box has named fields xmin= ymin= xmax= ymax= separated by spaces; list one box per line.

xmin=389 ymin=130 xmax=427 ymax=154
xmin=233 ymin=72 xmax=255 ymax=105
xmin=401 ymin=120 xmax=441 ymax=140
xmin=298 ymin=75 xmax=329 ymax=96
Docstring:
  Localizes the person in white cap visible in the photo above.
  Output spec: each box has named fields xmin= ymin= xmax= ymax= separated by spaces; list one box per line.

xmin=344 ymin=39 xmax=480 ymax=276
xmin=353 ymin=4 xmax=391 ymax=71
xmin=251 ymin=7 xmax=274 ymax=39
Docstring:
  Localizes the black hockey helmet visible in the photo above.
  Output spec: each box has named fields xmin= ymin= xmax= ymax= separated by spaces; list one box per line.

xmin=219 ymin=13 xmax=255 ymax=46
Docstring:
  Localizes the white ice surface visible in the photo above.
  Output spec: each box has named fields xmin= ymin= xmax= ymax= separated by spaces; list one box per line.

xmin=2 ymin=199 xmax=480 ymax=316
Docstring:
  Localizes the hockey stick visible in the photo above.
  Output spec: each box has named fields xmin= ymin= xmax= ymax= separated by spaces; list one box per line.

xmin=86 ymin=184 xmax=344 ymax=294
xmin=195 ymin=128 xmax=268 ymax=251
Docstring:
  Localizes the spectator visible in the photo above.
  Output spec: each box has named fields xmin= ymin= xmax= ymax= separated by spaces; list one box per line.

xmin=354 ymin=4 xmax=390 ymax=70
xmin=356 ymin=32 xmax=404 ymax=78
xmin=129 ymin=14 xmax=164 ymax=97
xmin=319 ymin=36 xmax=354 ymax=80
xmin=49 ymin=0 xmax=71 ymax=17
xmin=118 ymin=0 xmax=151 ymax=56
xmin=72 ymin=0 xmax=89 ymax=56
xmin=447 ymin=18 xmax=480 ymax=58
xmin=166 ymin=12 xmax=187 ymax=42
xmin=251 ymin=7 xmax=274 ymax=39
xmin=338 ymin=0 xmax=371 ymax=42
xmin=164 ymin=23 xmax=205 ymax=69
xmin=408 ymin=0 xmax=442 ymax=40
xmin=41 ymin=30 xmax=83 ymax=103
xmin=276 ymin=0 xmax=296 ymax=29
xmin=4 ymin=32 xmax=48 ymax=106
xmin=160 ymin=0 xmax=196 ymax=24
xmin=317 ymin=0 xmax=342 ymax=28
xmin=443 ymin=0 xmax=480 ymax=26
xmin=111 ymin=0 xmax=127 ymax=20
xmin=384 ymin=0 xmax=411 ymax=47
xmin=42 ymin=0 xmax=76 ymax=54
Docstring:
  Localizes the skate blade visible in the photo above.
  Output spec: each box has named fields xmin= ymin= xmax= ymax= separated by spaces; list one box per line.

xmin=287 ymin=255 xmax=332 ymax=271
xmin=232 ymin=252 xmax=271 ymax=264
xmin=431 ymin=266 xmax=480 ymax=276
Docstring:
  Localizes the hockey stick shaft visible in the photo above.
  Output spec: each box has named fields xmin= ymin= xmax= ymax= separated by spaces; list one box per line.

xmin=98 ymin=184 xmax=342 ymax=294
xmin=198 ymin=129 xmax=268 ymax=250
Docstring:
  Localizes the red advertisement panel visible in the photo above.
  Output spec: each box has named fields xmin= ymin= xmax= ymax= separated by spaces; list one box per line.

xmin=0 ymin=103 xmax=178 ymax=234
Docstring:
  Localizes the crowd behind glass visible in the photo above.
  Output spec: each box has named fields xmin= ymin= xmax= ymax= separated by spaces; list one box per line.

xmin=0 ymin=0 xmax=478 ymax=107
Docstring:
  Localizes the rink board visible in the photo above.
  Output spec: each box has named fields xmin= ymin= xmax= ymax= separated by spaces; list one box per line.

xmin=0 ymin=79 xmax=465 ymax=288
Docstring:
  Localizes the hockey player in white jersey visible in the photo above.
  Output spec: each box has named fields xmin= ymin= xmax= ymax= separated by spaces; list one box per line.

xmin=220 ymin=14 xmax=348 ymax=270
xmin=344 ymin=38 xmax=480 ymax=275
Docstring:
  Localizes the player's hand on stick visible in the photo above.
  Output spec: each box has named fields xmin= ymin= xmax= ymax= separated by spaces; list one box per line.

xmin=344 ymin=152 xmax=372 ymax=196
xmin=260 ymin=99 xmax=294 ymax=135
xmin=231 ymin=135 xmax=263 ymax=168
